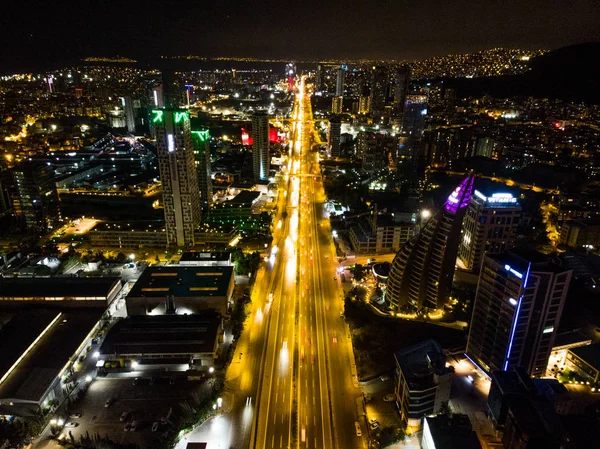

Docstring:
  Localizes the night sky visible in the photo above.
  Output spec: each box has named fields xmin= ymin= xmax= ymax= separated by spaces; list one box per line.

xmin=1 ymin=0 xmax=599 ymax=71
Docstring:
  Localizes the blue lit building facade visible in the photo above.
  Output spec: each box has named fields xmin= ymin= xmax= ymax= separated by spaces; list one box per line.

xmin=466 ymin=249 xmax=572 ymax=377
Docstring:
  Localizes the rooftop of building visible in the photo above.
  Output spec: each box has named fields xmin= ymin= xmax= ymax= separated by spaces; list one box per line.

xmin=552 ymin=329 xmax=592 ymax=350
xmin=0 ymin=309 xmax=102 ymax=405
xmin=569 ymin=342 xmax=600 ymax=371
xmin=99 ymin=312 xmax=221 ymax=357
xmin=220 ymin=190 xmax=261 ymax=206
xmin=490 ymin=367 xmax=537 ymax=396
xmin=91 ymin=220 xmax=165 ymax=232
xmin=472 ymin=183 xmax=521 ymax=209
xmin=0 ymin=276 xmax=121 ymax=299
xmin=424 ymin=414 xmax=482 ymax=449
xmin=488 ymin=248 xmax=563 ymax=276
xmin=180 ymin=252 xmax=232 ymax=263
xmin=506 ymin=396 xmax=561 ymax=441
xmin=127 ymin=266 xmax=234 ymax=299
xmin=395 ymin=339 xmax=453 ymax=389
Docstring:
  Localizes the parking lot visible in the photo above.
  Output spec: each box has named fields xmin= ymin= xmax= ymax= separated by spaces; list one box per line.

xmin=61 ymin=375 xmax=211 ymax=446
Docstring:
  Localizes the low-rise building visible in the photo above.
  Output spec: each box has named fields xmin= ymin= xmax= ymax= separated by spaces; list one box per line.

xmin=0 ymin=277 xmax=122 ymax=307
xmin=564 ymin=343 xmax=600 ymax=384
xmin=125 ymin=266 xmax=234 ymax=316
xmin=98 ymin=312 xmax=223 ymax=369
xmin=349 ymin=214 xmax=414 ymax=255
xmin=0 ymin=309 xmax=103 ymax=417
xmin=560 ymin=217 xmax=600 ymax=249
xmin=179 ymin=251 xmax=232 ymax=267
xmin=394 ymin=339 xmax=454 ymax=428
xmin=422 ymin=414 xmax=482 ymax=449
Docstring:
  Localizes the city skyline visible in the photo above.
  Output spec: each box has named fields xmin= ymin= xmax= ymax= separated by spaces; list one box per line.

xmin=2 ymin=1 xmax=600 ymax=72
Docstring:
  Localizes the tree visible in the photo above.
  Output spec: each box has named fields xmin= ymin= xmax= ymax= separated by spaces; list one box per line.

xmin=115 ymin=252 xmax=127 ymax=264
xmin=353 ymin=264 xmax=366 ymax=282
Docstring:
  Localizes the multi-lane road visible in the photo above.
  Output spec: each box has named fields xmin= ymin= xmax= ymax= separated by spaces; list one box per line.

xmin=252 ymin=78 xmax=363 ymax=449
xmin=187 ymin=78 xmax=363 ymax=449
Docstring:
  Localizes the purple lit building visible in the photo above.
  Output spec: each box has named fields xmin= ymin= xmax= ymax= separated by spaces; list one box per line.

xmin=386 ymin=176 xmax=474 ymax=311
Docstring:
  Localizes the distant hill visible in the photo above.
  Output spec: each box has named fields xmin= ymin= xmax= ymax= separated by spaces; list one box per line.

xmin=447 ymin=42 xmax=600 ymax=104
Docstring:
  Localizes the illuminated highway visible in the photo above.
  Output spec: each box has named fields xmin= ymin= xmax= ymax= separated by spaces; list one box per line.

xmin=252 ymin=78 xmax=361 ymax=449
xmin=190 ymin=77 xmax=362 ymax=449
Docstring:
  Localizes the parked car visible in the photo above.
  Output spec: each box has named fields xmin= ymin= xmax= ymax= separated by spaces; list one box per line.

xmin=124 ymin=422 xmax=131 ymax=432
xmin=69 ymin=413 xmax=82 ymax=419
xmin=152 ymin=422 xmax=159 ymax=432
xmin=133 ymin=377 xmax=139 ymax=386
xmin=120 ymin=412 xmax=129 ymax=422
xmin=380 ymin=375 xmax=390 ymax=381
xmin=65 ymin=422 xmax=79 ymax=428
xmin=130 ymin=421 xmax=138 ymax=431
xmin=104 ymin=398 xmax=114 ymax=408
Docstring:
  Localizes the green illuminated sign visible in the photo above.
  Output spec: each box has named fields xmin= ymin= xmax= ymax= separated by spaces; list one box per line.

xmin=174 ymin=111 xmax=189 ymax=124
xmin=191 ymin=129 xmax=210 ymax=142
xmin=151 ymin=110 xmax=164 ymax=123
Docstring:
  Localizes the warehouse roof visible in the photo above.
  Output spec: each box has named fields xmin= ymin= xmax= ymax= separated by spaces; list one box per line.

xmin=99 ymin=312 xmax=221 ymax=357
xmin=127 ymin=266 xmax=234 ymax=299
xmin=0 ymin=276 xmax=121 ymax=300
xmin=0 ymin=309 xmax=102 ymax=404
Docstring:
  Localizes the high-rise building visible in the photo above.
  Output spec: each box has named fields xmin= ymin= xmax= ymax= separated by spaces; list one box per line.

xmin=466 ymin=249 xmax=572 ymax=377
xmin=386 ymin=175 xmax=474 ymax=311
xmin=403 ymin=96 xmax=428 ymax=137
xmin=335 ymin=67 xmax=345 ymax=96
xmin=331 ymin=96 xmax=343 ymax=114
xmin=458 ymin=189 xmax=521 ymax=272
xmin=153 ymin=109 xmax=201 ymax=247
xmin=370 ymin=66 xmax=389 ymax=116
xmin=393 ymin=66 xmax=410 ymax=117
xmin=328 ymin=116 xmax=341 ymax=158
xmin=316 ymin=64 xmax=324 ymax=92
xmin=358 ymin=95 xmax=371 ymax=115
xmin=191 ymin=127 xmax=213 ymax=212
xmin=10 ymin=161 xmax=60 ymax=233
xmin=152 ymin=84 xmax=164 ymax=108
xmin=252 ymin=110 xmax=270 ymax=181
xmin=121 ymin=96 xmax=136 ymax=133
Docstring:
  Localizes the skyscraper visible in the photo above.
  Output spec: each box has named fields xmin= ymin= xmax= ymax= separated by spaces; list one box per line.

xmin=121 ymin=96 xmax=136 ymax=133
xmin=386 ymin=175 xmax=474 ymax=311
xmin=458 ymin=189 xmax=521 ymax=272
xmin=315 ymin=64 xmax=324 ymax=92
xmin=252 ymin=110 xmax=270 ymax=181
xmin=393 ymin=66 xmax=410 ymax=117
xmin=331 ymin=96 xmax=343 ymax=114
xmin=153 ymin=109 xmax=201 ymax=247
xmin=370 ymin=66 xmax=389 ymax=117
xmin=328 ymin=116 xmax=341 ymax=158
xmin=10 ymin=161 xmax=60 ymax=233
xmin=402 ymin=97 xmax=428 ymax=137
xmin=335 ymin=67 xmax=345 ymax=96
xmin=466 ymin=249 xmax=572 ymax=377
xmin=191 ymin=127 xmax=213 ymax=212
xmin=358 ymin=94 xmax=371 ymax=115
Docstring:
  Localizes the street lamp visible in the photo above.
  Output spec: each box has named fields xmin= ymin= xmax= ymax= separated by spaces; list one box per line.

xmin=129 ymin=254 xmax=135 ymax=261
xmin=421 ymin=209 xmax=431 ymax=220
xmin=85 ymin=375 xmax=92 ymax=383
xmin=217 ymin=397 xmax=223 ymax=408
xmin=209 ymin=367 xmax=215 ymax=374
xmin=131 ymin=360 xmax=138 ymax=369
